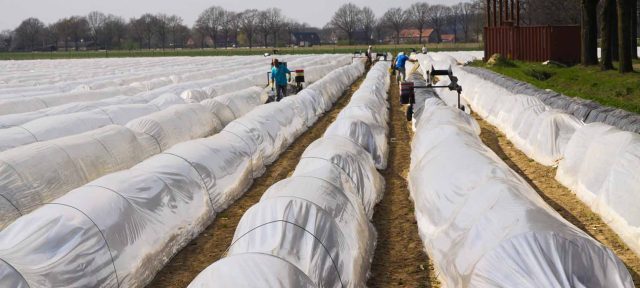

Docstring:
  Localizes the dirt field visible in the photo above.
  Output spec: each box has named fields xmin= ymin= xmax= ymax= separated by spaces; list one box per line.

xmin=474 ymin=113 xmax=640 ymax=287
xmin=148 ymin=73 xmax=367 ymax=287
xmin=367 ymin=78 xmax=440 ymax=288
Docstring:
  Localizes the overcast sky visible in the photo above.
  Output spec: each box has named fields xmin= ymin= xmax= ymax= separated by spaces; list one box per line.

xmin=0 ymin=0 xmax=464 ymax=31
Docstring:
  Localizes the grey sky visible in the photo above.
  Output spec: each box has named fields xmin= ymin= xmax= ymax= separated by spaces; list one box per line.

xmin=0 ymin=0 xmax=464 ymax=31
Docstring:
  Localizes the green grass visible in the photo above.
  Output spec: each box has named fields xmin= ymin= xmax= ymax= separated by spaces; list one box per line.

xmin=470 ymin=59 xmax=640 ymax=114
xmin=0 ymin=43 xmax=482 ymax=61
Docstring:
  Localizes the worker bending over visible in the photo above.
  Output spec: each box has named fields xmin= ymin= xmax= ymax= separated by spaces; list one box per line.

xmin=395 ymin=52 xmax=417 ymax=83
xmin=271 ymin=59 xmax=291 ymax=102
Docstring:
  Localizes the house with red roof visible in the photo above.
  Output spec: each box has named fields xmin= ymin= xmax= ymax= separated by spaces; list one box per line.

xmin=396 ymin=29 xmax=438 ymax=44
xmin=440 ymin=34 xmax=457 ymax=43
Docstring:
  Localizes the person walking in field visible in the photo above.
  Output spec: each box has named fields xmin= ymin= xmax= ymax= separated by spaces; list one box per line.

xmin=271 ymin=59 xmax=291 ymax=101
xmin=395 ymin=52 xmax=417 ymax=83
xmin=422 ymin=45 xmax=428 ymax=54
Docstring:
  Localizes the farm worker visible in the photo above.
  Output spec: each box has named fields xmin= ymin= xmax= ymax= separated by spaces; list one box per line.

xmin=367 ymin=45 xmax=373 ymax=64
xmin=422 ymin=45 xmax=428 ymax=54
xmin=271 ymin=59 xmax=291 ymax=101
xmin=395 ymin=52 xmax=417 ymax=83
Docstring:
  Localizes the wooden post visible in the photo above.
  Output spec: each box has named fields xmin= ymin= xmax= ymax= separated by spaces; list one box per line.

xmin=516 ymin=0 xmax=520 ymax=26
xmin=486 ymin=0 xmax=492 ymax=27
xmin=493 ymin=0 xmax=498 ymax=27
xmin=499 ymin=0 xmax=503 ymax=26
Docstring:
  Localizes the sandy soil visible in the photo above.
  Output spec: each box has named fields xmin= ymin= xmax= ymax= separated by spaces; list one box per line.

xmin=367 ymin=78 xmax=441 ymax=288
xmin=474 ymin=113 xmax=640 ymax=287
xmin=147 ymin=75 xmax=367 ymax=287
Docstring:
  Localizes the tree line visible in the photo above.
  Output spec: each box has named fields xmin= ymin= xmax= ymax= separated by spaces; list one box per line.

xmin=580 ymin=0 xmax=639 ymax=73
xmin=328 ymin=2 xmax=484 ymax=45
xmin=0 ymin=1 xmax=488 ymax=52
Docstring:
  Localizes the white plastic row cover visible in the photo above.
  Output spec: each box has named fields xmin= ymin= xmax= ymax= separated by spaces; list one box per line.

xmin=325 ymin=62 xmax=391 ymax=169
xmin=0 ymin=57 xmax=353 ymax=152
xmin=433 ymin=52 xmax=640 ymax=261
xmin=0 ymin=88 xmax=267 ymax=230
xmin=415 ymin=53 xmax=583 ymax=167
xmin=0 ymin=55 xmax=345 ymax=116
xmin=0 ymin=57 xmax=345 ymax=151
xmin=409 ymin=91 xmax=633 ymax=287
xmin=0 ymin=59 xmax=364 ymax=287
xmin=189 ymin=61 xmax=389 ymax=288
xmin=0 ymin=56 xmax=248 ymax=93
xmin=556 ymin=123 xmax=640 ymax=257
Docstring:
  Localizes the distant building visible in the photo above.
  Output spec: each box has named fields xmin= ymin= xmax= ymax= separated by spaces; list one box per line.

xmin=291 ymin=32 xmax=321 ymax=47
xmin=440 ymin=34 xmax=456 ymax=43
xmin=398 ymin=29 xmax=437 ymax=43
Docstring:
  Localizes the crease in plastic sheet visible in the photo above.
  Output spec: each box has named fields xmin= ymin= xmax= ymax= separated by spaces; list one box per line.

xmin=408 ymin=93 xmax=634 ymax=287
xmin=0 ymin=84 xmax=279 ymax=229
xmin=125 ymin=103 xmax=223 ymax=151
xmin=0 ymin=56 xmax=366 ymax=287
xmin=0 ymin=125 xmax=160 ymax=229
xmin=187 ymin=254 xmax=317 ymax=288
xmin=556 ymin=122 xmax=640 ymax=257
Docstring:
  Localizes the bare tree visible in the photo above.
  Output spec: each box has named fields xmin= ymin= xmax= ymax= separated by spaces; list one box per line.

xmin=15 ymin=18 xmax=45 ymax=51
xmin=132 ymin=14 xmax=157 ymax=49
xmin=266 ymin=8 xmax=284 ymax=47
xmin=0 ymin=30 xmax=13 ymax=51
xmin=456 ymin=2 xmax=475 ymax=42
xmin=68 ymin=16 xmax=89 ymax=51
xmin=361 ymin=7 xmax=376 ymax=44
xmin=373 ymin=17 xmax=387 ymax=44
xmin=601 ymin=0 xmax=616 ymax=70
xmin=220 ymin=10 xmax=241 ymax=47
xmin=470 ymin=0 xmax=486 ymax=42
xmin=103 ymin=15 xmax=126 ymax=49
xmin=581 ymin=0 xmax=599 ymax=65
xmin=449 ymin=5 xmax=462 ymax=41
xmin=427 ymin=5 xmax=449 ymax=43
xmin=240 ymin=9 xmax=259 ymax=48
xmin=230 ymin=12 xmax=241 ymax=47
xmin=257 ymin=10 xmax=271 ymax=47
xmin=330 ymin=3 xmax=362 ymax=45
xmin=617 ymin=0 xmax=635 ymax=72
xmin=196 ymin=6 xmax=224 ymax=48
xmin=166 ymin=15 xmax=185 ymax=48
xmin=52 ymin=18 xmax=72 ymax=51
xmin=155 ymin=14 xmax=170 ymax=50
xmin=519 ymin=0 xmax=580 ymax=26
xmin=407 ymin=2 xmax=430 ymax=44
xmin=87 ymin=11 xmax=106 ymax=48
xmin=383 ymin=8 xmax=408 ymax=44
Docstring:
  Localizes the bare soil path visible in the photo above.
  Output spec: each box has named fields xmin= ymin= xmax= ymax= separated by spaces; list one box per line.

xmin=148 ymin=74 xmax=367 ymax=287
xmin=474 ymin=113 xmax=640 ymax=287
xmin=367 ymin=78 xmax=440 ymax=288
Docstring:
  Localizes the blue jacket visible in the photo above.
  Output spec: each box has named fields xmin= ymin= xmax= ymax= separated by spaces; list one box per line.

xmin=271 ymin=65 xmax=291 ymax=86
xmin=395 ymin=54 xmax=409 ymax=69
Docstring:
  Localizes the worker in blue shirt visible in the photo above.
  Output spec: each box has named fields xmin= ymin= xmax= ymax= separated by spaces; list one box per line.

xmin=395 ymin=52 xmax=417 ymax=83
xmin=271 ymin=59 xmax=292 ymax=101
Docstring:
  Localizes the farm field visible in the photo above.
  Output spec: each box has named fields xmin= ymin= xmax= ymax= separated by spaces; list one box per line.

xmin=0 ymin=51 xmax=638 ymax=287
xmin=0 ymin=43 xmax=483 ymax=61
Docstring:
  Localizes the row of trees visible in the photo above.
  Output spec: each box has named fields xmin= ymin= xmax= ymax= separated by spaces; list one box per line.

xmin=0 ymin=7 xmax=304 ymax=51
xmin=581 ymin=0 xmax=639 ymax=73
xmin=329 ymin=2 xmax=484 ymax=45
xmin=1 ymin=1 xmax=487 ymax=52
xmin=0 ymin=12 xmax=192 ymax=51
